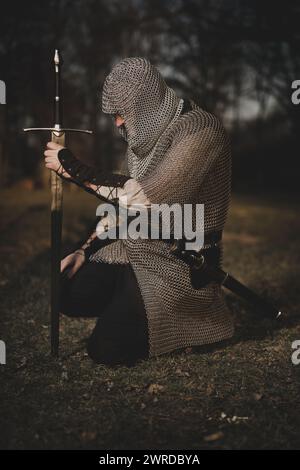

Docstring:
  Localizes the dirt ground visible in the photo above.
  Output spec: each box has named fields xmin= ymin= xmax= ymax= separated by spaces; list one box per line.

xmin=0 ymin=187 xmax=300 ymax=449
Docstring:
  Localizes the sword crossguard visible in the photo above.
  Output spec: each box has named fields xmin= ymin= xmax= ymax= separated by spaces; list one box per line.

xmin=23 ymin=127 xmax=93 ymax=135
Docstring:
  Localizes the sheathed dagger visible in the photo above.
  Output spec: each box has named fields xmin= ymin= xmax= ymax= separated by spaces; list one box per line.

xmin=23 ymin=50 xmax=92 ymax=356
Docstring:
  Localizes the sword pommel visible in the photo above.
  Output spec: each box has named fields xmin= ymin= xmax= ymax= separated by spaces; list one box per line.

xmin=54 ymin=49 xmax=60 ymax=66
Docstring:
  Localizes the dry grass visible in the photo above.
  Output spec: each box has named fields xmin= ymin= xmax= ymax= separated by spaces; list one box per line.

xmin=0 ymin=188 xmax=300 ymax=449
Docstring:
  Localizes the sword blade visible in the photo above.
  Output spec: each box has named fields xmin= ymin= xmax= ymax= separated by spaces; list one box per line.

xmin=50 ymin=130 xmax=64 ymax=357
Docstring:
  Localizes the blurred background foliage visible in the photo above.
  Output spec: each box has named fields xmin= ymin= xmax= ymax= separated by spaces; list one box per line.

xmin=0 ymin=0 xmax=299 ymax=192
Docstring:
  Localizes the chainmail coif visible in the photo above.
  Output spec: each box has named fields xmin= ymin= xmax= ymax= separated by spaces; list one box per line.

xmin=90 ymin=57 xmax=234 ymax=358
xmin=102 ymin=57 xmax=181 ymax=160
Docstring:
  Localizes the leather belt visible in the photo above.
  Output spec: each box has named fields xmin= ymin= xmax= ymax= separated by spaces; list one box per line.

xmin=168 ymin=230 xmax=222 ymax=254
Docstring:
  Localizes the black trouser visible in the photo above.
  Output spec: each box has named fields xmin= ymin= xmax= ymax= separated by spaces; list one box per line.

xmin=59 ymin=261 xmax=149 ymax=366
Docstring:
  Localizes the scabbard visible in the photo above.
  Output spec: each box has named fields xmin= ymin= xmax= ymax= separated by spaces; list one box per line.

xmin=50 ymin=131 xmax=64 ymax=356
xmin=221 ymin=271 xmax=282 ymax=320
xmin=194 ymin=263 xmax=282 ymax=321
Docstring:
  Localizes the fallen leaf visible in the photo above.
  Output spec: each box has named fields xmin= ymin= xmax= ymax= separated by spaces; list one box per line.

xmin=80 ymin=431 xmax=97 ymax=441
xmin=204 ymin=431 xmax=224 ymax=442
xmin=253 ymin=393 xmax=263 ymax=401
xmin=175 ymin=368 xmax=190 ymax=377
xmin=147 ymin=383 xmax=164 ymax=394
xmin=230 ymin=416 xmax=249 ymax=423
xmin=206 ymin=384 xmax=214 ymax=396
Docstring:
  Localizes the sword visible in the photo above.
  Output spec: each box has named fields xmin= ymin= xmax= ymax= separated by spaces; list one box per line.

xmin=23 ymin=50 xmax=92 ymax=356
xmin=80 ymin=191 xmax=283 ymax=321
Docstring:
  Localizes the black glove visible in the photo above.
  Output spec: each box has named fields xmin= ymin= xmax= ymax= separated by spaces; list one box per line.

xmin=58 ymin=148 xmax=130 ymax=188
